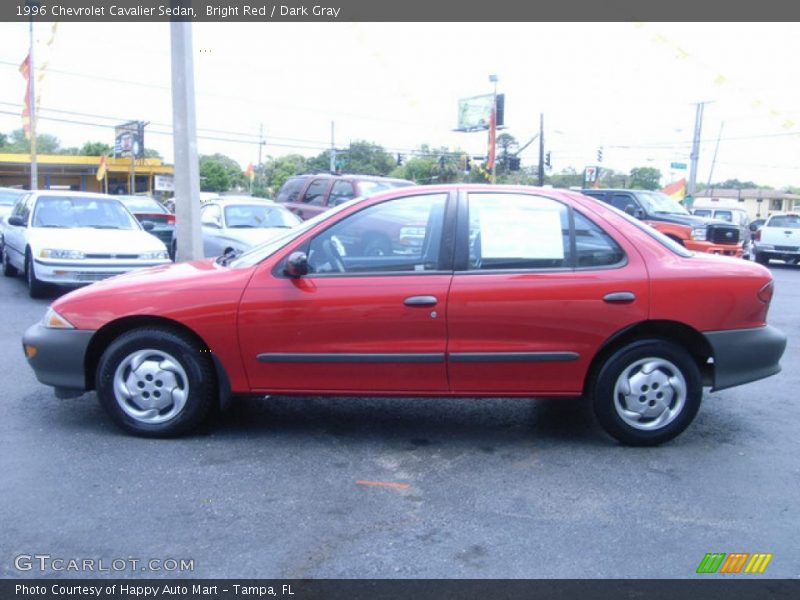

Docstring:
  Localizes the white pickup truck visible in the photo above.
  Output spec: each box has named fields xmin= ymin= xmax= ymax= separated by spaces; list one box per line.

xmin=753 ymin=212 xmax=800 ymax=265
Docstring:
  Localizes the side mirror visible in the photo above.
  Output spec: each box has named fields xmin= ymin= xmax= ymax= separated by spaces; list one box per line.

xmin=142 ymin=221 xmax=155 ymax=231
xmin=284 ymin=251 xmax=309 ymax=278
xmin=7 ymin=215 xmax=25 ymax=227
xmin=202 ymin=219 xmax=221 ymax=229
xmin=624 ymin=204 xmax=636 ymax=216
xmin=633 ymin=207 xmax=645 ymax=219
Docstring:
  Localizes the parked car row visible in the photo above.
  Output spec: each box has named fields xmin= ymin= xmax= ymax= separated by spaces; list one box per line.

xmin=20 ymin=184 xmax=786 ymax=446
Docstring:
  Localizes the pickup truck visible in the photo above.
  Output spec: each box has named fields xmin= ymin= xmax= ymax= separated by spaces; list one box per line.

xmin=752 ymin=213 xmax=800 ymax=265
xmin=582 ymin=189 xmax=743 ymax=257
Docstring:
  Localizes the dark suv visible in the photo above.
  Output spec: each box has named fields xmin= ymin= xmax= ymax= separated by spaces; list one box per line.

xmin=581 ymin=188 xmax=743 ymax=257
xmin=275 ymin=174 xmax=415 ymax=220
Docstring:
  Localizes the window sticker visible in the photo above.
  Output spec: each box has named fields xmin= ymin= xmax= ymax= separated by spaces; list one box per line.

xmin=479 ymin=205 xmax=565 ymax=260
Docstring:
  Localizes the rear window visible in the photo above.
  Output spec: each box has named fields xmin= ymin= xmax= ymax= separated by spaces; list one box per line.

xmin=276 ymin=178 xmax=306 ymax=203
xmin=767 ymin=214 xmax=800 ymax=228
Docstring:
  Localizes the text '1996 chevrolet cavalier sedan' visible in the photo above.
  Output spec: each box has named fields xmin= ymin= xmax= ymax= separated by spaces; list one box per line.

xmin=22 ymin=185 xmax=787 ymax=445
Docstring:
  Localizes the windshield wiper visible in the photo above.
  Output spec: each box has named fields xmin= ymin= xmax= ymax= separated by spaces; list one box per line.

xmin=38 ymin=224 xmax=68 ymax=228
xmin=229 ymin=224 xmax=255 ymax=228
xmin=91 ymin=225 xmax=124 ymax=229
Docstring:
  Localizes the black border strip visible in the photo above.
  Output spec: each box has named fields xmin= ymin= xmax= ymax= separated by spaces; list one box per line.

xmin=449 ymin=351 xmax=580 ymax=363
xmin=257 ymin=353 xmax=445 ymax=363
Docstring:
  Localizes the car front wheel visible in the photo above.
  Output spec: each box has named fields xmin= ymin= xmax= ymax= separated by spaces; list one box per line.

xmin=96 ymin=327 xmax=217 ymax=437
xmin=754 ymin=251 xmax=770 ymax=266
xmin=25 ymin=249 xmax=48 ymax=298
xmin=592 ymin=340 xmax=702 ymax=446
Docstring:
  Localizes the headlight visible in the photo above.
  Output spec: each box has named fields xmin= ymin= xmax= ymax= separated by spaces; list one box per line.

xmin=42 ymin=307 xmax=75 ymax=329
xmin=691 ymin=227 xmax=707 ymax=241
xmin=39 ymin=249 xmax=85 ymax=259
xmin=139 ymin=250 xmax=169 ymax=260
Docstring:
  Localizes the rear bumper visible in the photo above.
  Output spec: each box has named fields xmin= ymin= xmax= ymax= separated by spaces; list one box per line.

xmin=22 ymin=323 xmax=94 ymax=392
xmin=704 ymin=325 xmax=786 ymax=391
xmin=685 ymin=240 xmax=743 ymax=258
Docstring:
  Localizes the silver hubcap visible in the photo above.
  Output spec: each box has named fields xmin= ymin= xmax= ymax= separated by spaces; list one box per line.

xmin=113 ymin=349 xmax=189 ymax=424
xmin=613 ymin=357 xmax=686 ymax=431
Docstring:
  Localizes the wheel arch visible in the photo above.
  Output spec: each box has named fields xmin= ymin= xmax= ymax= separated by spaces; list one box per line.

xmin=583 ymin=320 xmax=714 ymax=396
xmin=84 ymin=315 xmax=231 ymax=406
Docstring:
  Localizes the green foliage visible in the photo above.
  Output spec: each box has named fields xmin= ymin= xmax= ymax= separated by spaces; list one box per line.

xmin=629 ymin=166 xmax=662 ymax=191
xmin=0 ymin=129 xmax=62 ymax=154
xmin=198 ymin=153 xmax=244 ymax=192
xmin=261 ymin=154 xmax=308 ymax=195
xmin=79 ymin=141 xmax=113 ymax=156
xmin=309 ymin=140 xmax=395 ymax=176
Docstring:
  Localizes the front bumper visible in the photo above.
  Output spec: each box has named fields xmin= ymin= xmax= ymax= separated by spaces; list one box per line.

xmin=22 ymin=323 xmax=95 ymax=392
xmin=704 ymin=325 xmax=786 ymax=391
xmin=33 ymin=258 xmax=171 ymax=284
xmin=685 ymin=240 xmax=743 ymax=258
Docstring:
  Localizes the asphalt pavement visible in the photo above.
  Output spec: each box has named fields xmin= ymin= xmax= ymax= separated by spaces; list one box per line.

xmin=1 ymin=263 xmax=798 ymax=578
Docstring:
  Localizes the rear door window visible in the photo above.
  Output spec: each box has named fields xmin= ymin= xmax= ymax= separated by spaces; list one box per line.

xmin=302 ymin=179 xmax=331 ymax=206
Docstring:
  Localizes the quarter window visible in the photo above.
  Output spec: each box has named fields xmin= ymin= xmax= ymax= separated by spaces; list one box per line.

xmin=573 ymin=212 xmax=625 ymax=267
xmin=306 ymin=193 xmax=448 ymax=274
xmin=329 ymin=180 xmax=356 ymax=206
xmin=276 ymin=178 xmax=305 ymax=203
xmin=467 ymin=193 xmax=571 ymax=270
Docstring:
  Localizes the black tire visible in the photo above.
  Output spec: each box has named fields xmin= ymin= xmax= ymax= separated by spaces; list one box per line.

xmin=2 ymin=245 xmax=17 ymax=277
xmin=96 ymin=327 xmax=218 ymax=437
xmin=25 ymin=249 xmax=48 ymax=298
xmin=592 ymin=339 xmax=702 ymax=446
xmin=754 ymin=251 xmax=770 ymax=266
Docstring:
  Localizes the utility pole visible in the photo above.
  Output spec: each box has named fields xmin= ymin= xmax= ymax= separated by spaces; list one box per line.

xmin=688 ymin=101 xmax=710 ymax=197
xmin=28 ymin=18 xmax=37 ymax=190
xmin=706 ymin=121 xmax=724 ymax=189
xmin=170 ymin=22 xmax=203 ymax=262
xmin=257 ymin=122 xmax=265 ymax=191
xmin=537 ymin=113 xmax=545 ymax=186
xmin=330 ymin=121 xmax=336 ymax=173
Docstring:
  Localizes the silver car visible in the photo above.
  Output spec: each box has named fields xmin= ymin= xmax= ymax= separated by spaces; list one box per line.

xmin=174 ymin=197 xmax=302 ymax=259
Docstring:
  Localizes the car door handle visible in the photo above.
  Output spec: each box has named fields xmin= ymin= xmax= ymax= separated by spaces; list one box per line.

xmin=404 ymin=295 xmax=438 ymax=307
xmin=603 ymin=291 xmax=636 ymax=303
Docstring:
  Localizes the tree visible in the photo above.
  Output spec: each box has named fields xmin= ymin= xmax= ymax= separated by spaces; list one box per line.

xmin=629 ymin=167 xmax=662 ymax=191
xmin=80 ymin=141 xmax=113 ymax=156
xmin=198 ymin=153 xmax=244 ymax=192
xmin=495 ymin=133 xmax=519 ymax=174
xmin=2 ymin=129 xmax=62 ymax=154
xmin=262 ymin=154 xmax=307 ymax=195
xmin=309 ymin=140 xmax=395 ymax=176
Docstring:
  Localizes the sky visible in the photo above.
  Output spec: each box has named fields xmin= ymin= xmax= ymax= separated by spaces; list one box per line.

xmin=1 ymin=21 xmax=799 ymax=189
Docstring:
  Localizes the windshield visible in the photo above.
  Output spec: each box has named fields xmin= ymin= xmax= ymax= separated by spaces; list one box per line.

xmin=223 ymin=204 xmax=302 ymax=229
xmin=117 ymin=196 xmax=169 ymax=214
xmin=0 ymin=189 xmax=25 ymax=206
xmin=637 ymin=191 xmax=689 ymax=215
xmin=227 ymin=198 xmax=361 ymax=268
xmin=357 ymin=180 xmax=414 ymax=197
xmin=33 ymin=196 xmax=140 ymax=230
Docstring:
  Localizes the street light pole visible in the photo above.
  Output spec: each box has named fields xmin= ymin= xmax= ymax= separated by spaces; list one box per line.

xmin=28 ymin=18 xmax=38 ymax=190
xmin=538 ymin=113 xmax=545 ymax=187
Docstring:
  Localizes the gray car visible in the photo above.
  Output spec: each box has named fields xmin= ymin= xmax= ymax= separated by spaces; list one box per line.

xmin=173 ymin=197 xmax=302 ymax=259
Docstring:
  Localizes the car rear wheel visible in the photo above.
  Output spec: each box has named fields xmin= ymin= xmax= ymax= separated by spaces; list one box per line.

xmin=2 ymin=245 xmax=17 ymax=277
xmin=25 ymin=249 xmax=48 ymax=298
xmin=592 ymin=340 xmax=702 ymax=446
xmin=96 ymin=327 xmax=217 ymax=437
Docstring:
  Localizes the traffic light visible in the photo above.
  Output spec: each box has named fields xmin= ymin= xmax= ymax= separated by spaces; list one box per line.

xmin=439 ymin=156 xmax=445 ymax=169
xmin=465 ymin=156 xmax=472 ymax=172
xmin=597 ymin=146 xmax=604 ymax=162
xmin=545 ymin=152 xmax=551 ymax=168
xmin=396 ymin=153 xmax=403 ymax=166
xmin=509 ymin=156 xmax=521 ymax=171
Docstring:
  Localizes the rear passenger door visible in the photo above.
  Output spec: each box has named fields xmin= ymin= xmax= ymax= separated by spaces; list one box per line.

xmin=446 ymin=191 xmax=649 ymax=395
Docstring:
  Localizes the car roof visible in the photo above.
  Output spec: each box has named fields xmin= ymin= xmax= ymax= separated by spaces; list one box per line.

xmin=32 ymin=190 xmax=125 ymax=200
xmin=209 ymin=197 xmax=278 ymax=205
xmin=289 ymin=173 xmax=414 ymax=184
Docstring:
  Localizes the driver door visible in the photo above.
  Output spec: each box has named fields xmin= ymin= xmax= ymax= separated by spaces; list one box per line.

xmin=237 ymin=191 xmax=455 ymax=394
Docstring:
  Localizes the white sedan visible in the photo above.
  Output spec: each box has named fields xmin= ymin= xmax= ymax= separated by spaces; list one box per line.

xmin=173 ymin=197 xmax=301 ymax=259
xmin=1 ymin=190 xmax=171 ymax=297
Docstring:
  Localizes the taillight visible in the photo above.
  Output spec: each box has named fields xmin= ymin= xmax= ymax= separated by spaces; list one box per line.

xmin=758 ymin=281 xmax=774 ymax=304
xmin=166 ymin=214 xmax=176 ymax=225
xmin=753 ymin=228 xmax=761 ymax=241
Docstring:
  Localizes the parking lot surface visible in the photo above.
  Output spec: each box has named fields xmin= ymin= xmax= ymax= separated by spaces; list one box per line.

xmin=1 ymin=264 xmax=798 ymax=578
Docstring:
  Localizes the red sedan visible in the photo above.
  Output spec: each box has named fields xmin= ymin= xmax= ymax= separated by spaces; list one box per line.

xmin=22 ymin=185 xmax=786 ymax=445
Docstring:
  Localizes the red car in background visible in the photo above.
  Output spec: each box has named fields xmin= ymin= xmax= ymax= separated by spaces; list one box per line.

xmin=22 ymin=185 xmax=785 ymax=445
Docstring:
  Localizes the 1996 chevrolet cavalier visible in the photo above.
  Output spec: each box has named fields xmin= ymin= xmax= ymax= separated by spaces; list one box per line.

xmin=22 ymin=185 xmax=786 ymax=445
